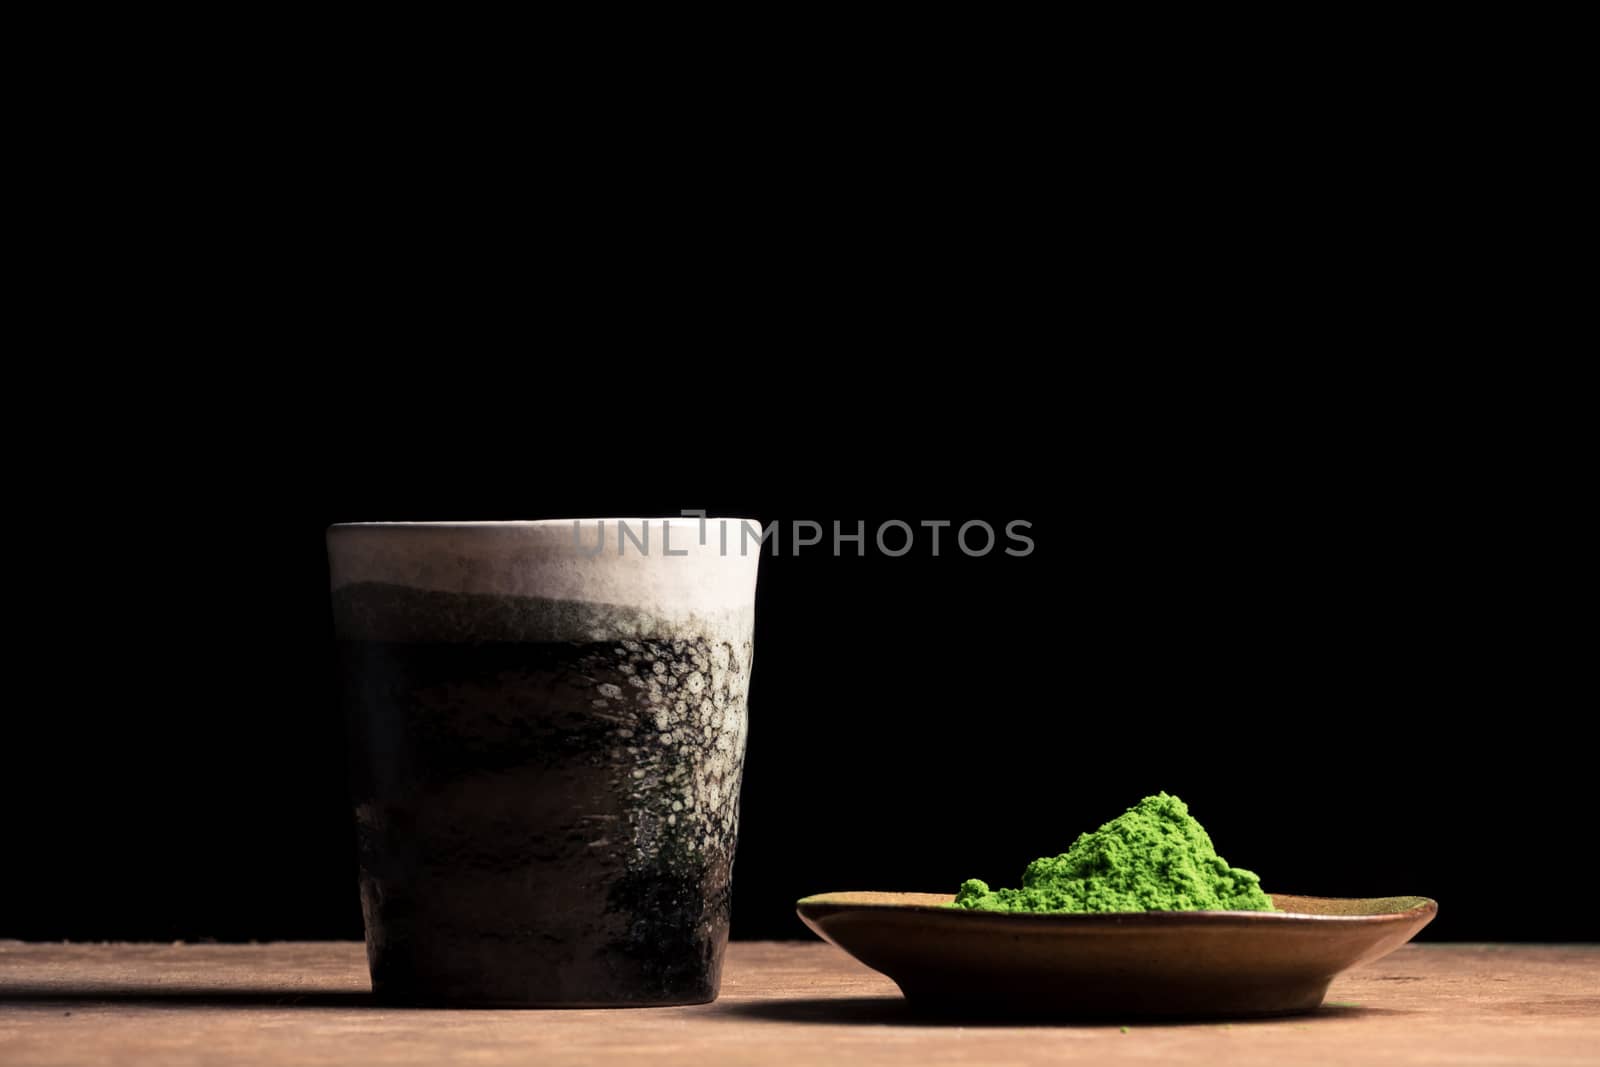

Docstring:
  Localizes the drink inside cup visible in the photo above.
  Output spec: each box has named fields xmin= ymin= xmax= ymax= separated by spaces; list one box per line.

xmin=328 ymin=519 xmax=760 ymax=1006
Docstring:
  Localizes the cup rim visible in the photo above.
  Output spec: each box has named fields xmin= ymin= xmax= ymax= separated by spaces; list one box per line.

xmin=328 ymin=517 xmax=760 ymax=529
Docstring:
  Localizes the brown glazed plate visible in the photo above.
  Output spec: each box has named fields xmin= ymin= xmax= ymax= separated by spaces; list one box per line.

xmin=796 ymin=891 xmax=1437 ymax=1019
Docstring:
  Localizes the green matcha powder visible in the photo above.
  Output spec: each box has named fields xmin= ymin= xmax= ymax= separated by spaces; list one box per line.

xmin=952 ymin=792 xmax=1274 ymax=913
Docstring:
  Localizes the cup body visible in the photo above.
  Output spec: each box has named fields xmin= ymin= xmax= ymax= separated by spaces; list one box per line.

xmin=328 ymin=519 xmax=759 ymax=1006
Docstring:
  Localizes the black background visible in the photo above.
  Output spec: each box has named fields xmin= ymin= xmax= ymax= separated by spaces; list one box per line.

xmin=4 ymin=403 xmax=1589 ymax=945
xmin=0 ymin=9 xmax=1588 ymax=975
xmin=3 ymin=77 xmax=1586 ymax=943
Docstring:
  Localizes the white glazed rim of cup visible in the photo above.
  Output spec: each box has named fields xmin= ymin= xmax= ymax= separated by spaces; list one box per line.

xmin=328 ymin=518 xmax=761 ymax=529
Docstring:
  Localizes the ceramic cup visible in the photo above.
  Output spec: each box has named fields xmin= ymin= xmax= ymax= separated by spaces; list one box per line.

xmin=327 ymin=519 xmax=760 ymax=1006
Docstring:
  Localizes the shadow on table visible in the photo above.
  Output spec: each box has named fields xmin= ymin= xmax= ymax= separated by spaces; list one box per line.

xmin=710 ymin=997 xmax=1413 ymax=1028
xmin=0 ymin=989 xmax=1419 ymax=1024
xmin=0 ymin=987 xmax=374 ymax=1009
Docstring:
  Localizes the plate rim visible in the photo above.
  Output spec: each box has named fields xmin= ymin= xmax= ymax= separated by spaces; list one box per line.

xmin=796 ymin=890 xmax=1438 ymax=925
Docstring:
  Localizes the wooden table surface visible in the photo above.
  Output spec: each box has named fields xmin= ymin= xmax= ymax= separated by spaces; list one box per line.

xmin=1 ymin=941 xmax=1595 ymax=1066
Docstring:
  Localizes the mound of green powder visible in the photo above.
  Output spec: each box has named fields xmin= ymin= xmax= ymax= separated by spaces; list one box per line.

xmin=952 ymin=792 xmax=1273 ymax=913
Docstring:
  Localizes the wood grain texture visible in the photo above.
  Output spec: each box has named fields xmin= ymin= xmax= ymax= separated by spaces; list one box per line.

xmin=1 ymin=941 xmax=1596 ymax=1066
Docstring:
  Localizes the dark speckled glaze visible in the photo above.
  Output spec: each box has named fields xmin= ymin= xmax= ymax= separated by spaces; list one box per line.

xmin=332 ymin=578 xmax=755 ymax=1007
